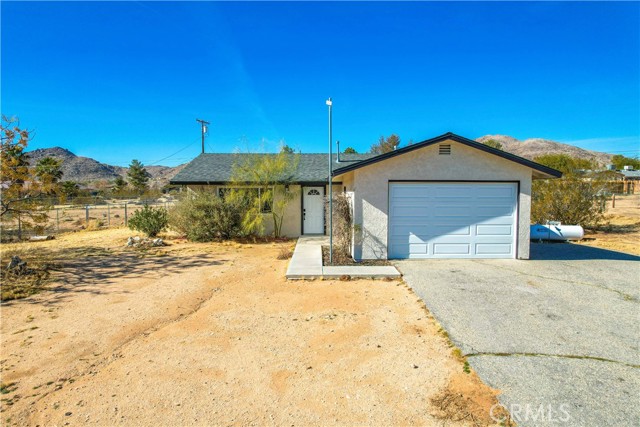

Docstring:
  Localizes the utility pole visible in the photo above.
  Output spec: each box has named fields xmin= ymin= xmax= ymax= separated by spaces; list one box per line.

xmin=196 ymin=118 xmax=210 ymax=154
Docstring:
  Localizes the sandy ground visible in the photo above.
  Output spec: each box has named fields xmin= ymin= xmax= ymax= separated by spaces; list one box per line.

xmin=576 ymin=195 xmax=640 ymax=255
xmin=1 ymin=229 xmax=502 ymax=426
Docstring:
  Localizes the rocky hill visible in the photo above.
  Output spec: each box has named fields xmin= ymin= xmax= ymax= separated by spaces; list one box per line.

xmin=26 ymin=147 xmax=185 ymax=188
xmin=476 ymin=135 xmax=612 ymax=165
xmin=26 ymin=136 xmax=615 ymax=187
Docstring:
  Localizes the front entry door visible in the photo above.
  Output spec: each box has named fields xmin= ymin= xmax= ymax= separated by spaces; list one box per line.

xmin=303 ymin=186 xmax=324 ymax=234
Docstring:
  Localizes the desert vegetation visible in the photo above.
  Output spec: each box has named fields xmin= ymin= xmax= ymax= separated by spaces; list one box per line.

xmin=532 ymin=154 xmax=610 ymax=227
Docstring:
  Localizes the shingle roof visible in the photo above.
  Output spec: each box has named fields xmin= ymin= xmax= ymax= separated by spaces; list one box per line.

xmin=170 ymin=153 xmax=376 ymax=184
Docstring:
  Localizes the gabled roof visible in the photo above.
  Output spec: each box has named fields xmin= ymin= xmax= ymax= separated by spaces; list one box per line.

xmin=331 ymin=132 xmax=563 ymax=179
xmin=170 ymin=153 xmax=376 ymax=184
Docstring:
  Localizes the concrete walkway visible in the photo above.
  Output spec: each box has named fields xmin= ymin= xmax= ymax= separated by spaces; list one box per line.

xmin=286 ymin=236 xmax=401 ymax=280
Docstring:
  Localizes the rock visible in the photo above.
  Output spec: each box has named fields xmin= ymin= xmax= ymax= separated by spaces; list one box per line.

xmin=151 ymin=238 xmax=164 ymax=247
xmin=29 ymin=235 xmax=55 ymax=241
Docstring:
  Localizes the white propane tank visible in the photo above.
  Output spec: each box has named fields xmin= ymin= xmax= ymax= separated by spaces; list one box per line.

xmin=530 ymin=222 xmax=584 ymax=241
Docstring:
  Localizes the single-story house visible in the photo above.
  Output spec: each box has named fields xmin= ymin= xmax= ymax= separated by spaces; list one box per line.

xmin=170 ymin=132 xmax=562 ymax=260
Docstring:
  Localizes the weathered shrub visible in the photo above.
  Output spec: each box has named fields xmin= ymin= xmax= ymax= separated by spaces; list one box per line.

xmin=325 ymin=193 xmax=353 ymax=263
xmin=169 ymin=191 xmax=245 ymax=241
xmin=128 ymin=205 xmax=168 ymax=237
xmin=531 ymin=176 xmax=607 ymax=227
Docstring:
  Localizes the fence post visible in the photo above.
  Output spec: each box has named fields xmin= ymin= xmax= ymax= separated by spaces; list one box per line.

xmin=56 ymin=208 xmax=60 ymax=231
xmin=107 ymin=204 xmax=111 ymax=227
xmin=85 ymin=205 xmax=89 ymax=224
xmin=612 ymin=194 xmax=616 ymax=208
xmin=17 ymin=212 xmax=22 ymax=240
xmin=124 ymin=203 xmax=128 ymax=227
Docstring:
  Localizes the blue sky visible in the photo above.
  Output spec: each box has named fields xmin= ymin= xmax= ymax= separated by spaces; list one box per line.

xmin=2 ymin=1 xmax=639 ymax=167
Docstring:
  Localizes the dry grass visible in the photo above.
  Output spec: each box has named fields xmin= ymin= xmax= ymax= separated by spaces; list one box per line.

xmin=0 ymin=249 xmax=58 ymax=301
xmin=276 ymin=246 xmax=293 ymax=260
xmin=578 ymin=195 xmax=640 ymax=255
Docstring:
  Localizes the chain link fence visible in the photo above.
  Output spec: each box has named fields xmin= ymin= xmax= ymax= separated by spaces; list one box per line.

xmin=1 ymin=199 xmax=175 ymax=241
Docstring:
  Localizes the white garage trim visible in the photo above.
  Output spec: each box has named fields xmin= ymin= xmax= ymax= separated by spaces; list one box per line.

xmin=388 ymin=181 xmax=520 ymax=259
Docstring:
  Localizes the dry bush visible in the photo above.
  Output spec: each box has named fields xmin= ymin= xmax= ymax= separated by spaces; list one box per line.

xmin=532 ymin=176 xmax=608 ymax=227
xmin=169 ymin=192 xmax=246 ymax=241
xmin=0 ymin=249 xmax=56 ymax=301
xmin=84 ymin=219 xmax=104 ymax=231
xmin=325 ymin=193 xmax=353 ymax=264
xmin=276 ymin=246 xmax=293 ymax=260
xmin=430 ymin=374 xmax=513 ymax=427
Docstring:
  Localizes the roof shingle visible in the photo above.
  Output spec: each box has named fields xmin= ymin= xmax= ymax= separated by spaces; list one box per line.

xmin=170 ymin=153 xmax=375 ymax=184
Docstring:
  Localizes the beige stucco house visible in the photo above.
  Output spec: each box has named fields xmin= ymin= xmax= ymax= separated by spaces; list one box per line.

xmin=171 ymin=132 xmax=561 ymax=260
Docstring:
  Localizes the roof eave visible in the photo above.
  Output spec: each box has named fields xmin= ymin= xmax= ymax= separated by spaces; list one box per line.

xmin=332 ymin=132 xmax=563 ymax=179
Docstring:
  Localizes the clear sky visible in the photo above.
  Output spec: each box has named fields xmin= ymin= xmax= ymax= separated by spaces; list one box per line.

xmin=2 ymin=1 xmax=639 ymax=167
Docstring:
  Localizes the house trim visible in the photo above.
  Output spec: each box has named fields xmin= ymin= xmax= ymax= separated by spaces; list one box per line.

xmin=332 ymin=132 xmax=562 ymax=178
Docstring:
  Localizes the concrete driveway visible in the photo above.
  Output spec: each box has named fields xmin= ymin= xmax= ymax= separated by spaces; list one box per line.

xmin=396 ymin=243 xmax=640 ymax=427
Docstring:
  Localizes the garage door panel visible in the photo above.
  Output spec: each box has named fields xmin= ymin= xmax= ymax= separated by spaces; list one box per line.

xmin=434 ymin=186 xmax=474 ymax=198
xmin=433 ymin=243 xmax=471 ymax=255
xmin=474 ymin=205 xmax=514 ymax=217
xmin=389 ymin=182 xmax=517 ymax=259
xmin=476 ymin=243 xmax=513 ymax=255
xmin=476 ymin=224 xmax=512 ymax=236
xmin=476 ymin=186 xmax=515 ymax=198
xmin=390 ymin=243 xmax=428 ymax=257
xmin=433 ymin=205 xmax=472 ymax=216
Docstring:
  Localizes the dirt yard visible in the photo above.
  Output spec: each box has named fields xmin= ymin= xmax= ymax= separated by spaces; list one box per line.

xmin=1 ymin=229 xmax=504 ymax=426
xmin=577 ymin=194 xmax=640 ymax=255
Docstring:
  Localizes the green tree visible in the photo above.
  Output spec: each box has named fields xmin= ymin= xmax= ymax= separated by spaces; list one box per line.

xmin=610 ymin=155 xmax=640 ymax=170
xmin=60 ymin=181 xmax=80 ymax=199
xmin=112 ymin=176 xmax=128 ymax=193
xmin=0 ymin=116 xmax=49 ymax=230
xmin=483 ymin=139 xmax=503 ymax=150
xmin=34 ymin=157 xmax=64 ymax=194
xmin=280 ymin=144 xmax=295 ymax=154
xmin=534 ymin=154 xmax=598 ymax=175
xmin=126 ymin=159 xmax=150 ymax=194
xmin=370 ymin=134 xmax=400 ymax=154
xmin=229 ymin=151 xmax=300 ymax=237
xmin=343 ymin=147 xmax=357 ymax=154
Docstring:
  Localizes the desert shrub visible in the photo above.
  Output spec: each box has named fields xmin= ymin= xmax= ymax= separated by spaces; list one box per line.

xmin=531 ymin=176 xmax=607 ymax=227
xmin=325 ymin=193 xmax=353 ymax=263
xmin=0 ymin=250 xmax=54 ymax=301
xmin=128 ymin=205 xmax=168 ymax=237
xmin=169 ymin=192 xmax=245 ymax=241
xmin=85 ymin=219 xmax=104 ymax=231
xmin=277 ymin=246 xmax=293 ymax=260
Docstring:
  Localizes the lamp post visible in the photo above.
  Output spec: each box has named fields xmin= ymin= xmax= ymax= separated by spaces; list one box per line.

xmin=326 ymin=98 xmax=333 ymax=265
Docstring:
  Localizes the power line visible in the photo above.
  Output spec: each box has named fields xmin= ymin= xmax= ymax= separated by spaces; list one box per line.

xmin=146 ymin=137 xmax=200 ymax=166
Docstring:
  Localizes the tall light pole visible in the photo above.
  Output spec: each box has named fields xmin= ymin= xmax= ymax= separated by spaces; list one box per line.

xmin=326 ymin=98 xmax=333 ymax=264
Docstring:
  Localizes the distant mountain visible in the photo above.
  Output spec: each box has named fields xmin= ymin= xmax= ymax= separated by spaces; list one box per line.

xmin=26 ymin=136 xmax=615 ymax=187
xmin=476 ymin=135 xmax=612 ymax=165
xmin=26 ymin=147 xmax=185 ymax=188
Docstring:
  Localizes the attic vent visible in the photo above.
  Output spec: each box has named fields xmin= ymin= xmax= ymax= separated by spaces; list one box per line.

xmin=439 ymin=144 xmax=451 ymax=155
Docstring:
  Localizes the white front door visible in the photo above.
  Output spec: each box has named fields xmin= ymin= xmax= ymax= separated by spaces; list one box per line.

xmin=303 ymin=186 xmax=324 ymax=234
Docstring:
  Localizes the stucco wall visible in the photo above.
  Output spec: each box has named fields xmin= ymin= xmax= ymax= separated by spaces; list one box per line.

xmin=347 ymin=139 xmax=532 ymax=260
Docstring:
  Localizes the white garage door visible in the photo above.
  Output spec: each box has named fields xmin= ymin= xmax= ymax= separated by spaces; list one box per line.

xmin=388 ymin=182 xmax=517 ymax=259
